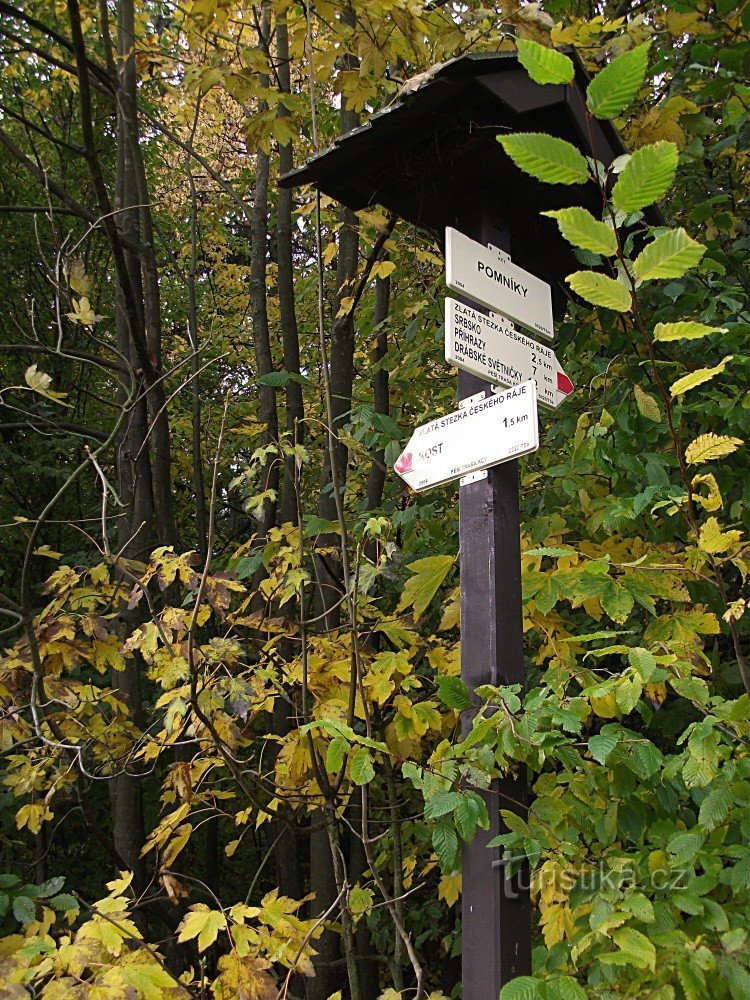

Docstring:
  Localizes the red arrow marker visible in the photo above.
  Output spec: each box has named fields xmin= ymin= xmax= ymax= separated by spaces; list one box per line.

xmin=556 ymin=372 xmax=574 ymax=395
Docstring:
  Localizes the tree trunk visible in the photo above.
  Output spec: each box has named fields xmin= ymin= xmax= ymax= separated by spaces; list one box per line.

xmin=249 ymin=4 xmax=279 ymax=543
xmin=366 ymin=274 xmax=391 ymax=511
xmin=276 ymin=12 xmax=305 ymax=528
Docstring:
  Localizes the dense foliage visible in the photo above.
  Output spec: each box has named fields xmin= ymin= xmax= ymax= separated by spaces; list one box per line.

xmin=0 ymin=1 xmax=748 ymax=999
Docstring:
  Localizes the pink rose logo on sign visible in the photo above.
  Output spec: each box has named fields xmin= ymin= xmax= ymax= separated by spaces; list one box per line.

xmin=394 ymin=451 xmax=412 ymax=475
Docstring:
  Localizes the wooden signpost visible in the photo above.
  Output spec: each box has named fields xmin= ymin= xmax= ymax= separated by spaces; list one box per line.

xmin=280 ymin=48 xmax=627 ymax=1000
xmin=446 ymin=214 xmax=534 ymax=994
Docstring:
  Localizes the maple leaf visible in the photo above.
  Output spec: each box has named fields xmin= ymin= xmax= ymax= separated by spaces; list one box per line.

xmin=177 ymin=904 xmax=227 ymax=951
xmin=24 ymin=364 xmax=70 ymax=406
xmin=65 ymin=296 xmax=104 ymax=327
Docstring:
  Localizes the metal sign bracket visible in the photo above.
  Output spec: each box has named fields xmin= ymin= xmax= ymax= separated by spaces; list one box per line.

xmin=459 ymin=390 xmax=488 ymax=410
xmin=460 ymin=469 xmax=488 ymax=487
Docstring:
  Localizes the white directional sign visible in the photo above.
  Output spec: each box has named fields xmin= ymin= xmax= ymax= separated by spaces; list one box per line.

xmin=445 ymin=227 xmax=554 ymax=340
xmin=445 ymin=298 xmax=573 ymax=409
xmin=394 ymin=380 xmax=539 ymax=492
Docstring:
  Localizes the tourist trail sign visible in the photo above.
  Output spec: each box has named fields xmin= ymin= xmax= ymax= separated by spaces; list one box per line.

xmin=445 ymin=227 xmax=554 ymax=340
xmin=445 ymin=299 xmax=573 ymax=408
xmin=394 ymin=380 xmax=539 ymax=492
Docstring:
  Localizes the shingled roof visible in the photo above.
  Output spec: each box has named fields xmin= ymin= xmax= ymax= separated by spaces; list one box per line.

xmin=280 ymin=49 xmax=638 ymax=318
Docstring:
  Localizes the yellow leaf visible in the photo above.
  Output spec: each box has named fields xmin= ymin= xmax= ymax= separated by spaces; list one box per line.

xmin=664 ymin=10 xmax=712 ymax=36
xmin=211 ymin=951 xmax=279 ymax=1000
xmin=438 ymin=586 xmax=460 ymax=631
xmin=24 ymin=364 xmax=70 ymax=405
xmin=65 ymin=296 xmax=103 ymax=327
xmin=539 ymin=901 xmax=573 ymax=946
xmin=691 ymin=473 xmax=722 ymax=512
xmin=634 ymin=384 xmax=661 ymax=422
xmin=723 ymin=599 xmax=746 ymax=624
xmin=644 ymin=682 xmax=667 ymax=706
xmin=670 ymin=357 xmax=732 ymax=397
xmin=398 ymin=555 xmax=455 ymax=619
xmin=335 ymin=295 xmax=355 ymax=318
xmin=625 ymin=95 xmax=699 ymax=150
xmin=685 ymin=433 xmax=743 ymax=465
xmin=177 ymin=905 xmax=227 ymax=952
xmin=438 ymin=872 xmax=461 ymax=907
xmin=590 ymin=692 xmax=618 ymax=718
xmin=654 ymin=320 xmax=727 ymax=342
xmin=105 ymin=872 xmax=133 ymax=897
xmin=322 ymin=243 xmax=337 ymax=265
xmin=698 ymin=517 xmax=742 ymax=555
xmin=33 ymin=545 xmax=62 ymax=559
xmin=372 ymin=259 xmax=396 ymax=280
xmin=16 ymin=802 xmax=53 ymax=834
xmin=121 ymin=963 xmax=179 ymax=999
xmin=161 ymin=823 xmax=192 ymax=867
xmin=66 ymin=258 xmax=93 ymax=297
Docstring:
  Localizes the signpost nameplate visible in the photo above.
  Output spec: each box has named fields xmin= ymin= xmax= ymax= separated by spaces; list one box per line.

xmin=446 ymin=227 xmax=554 ymax=340
xmin=394 ymin=380 xmax=539 ymax=492
xmin=445 ymin=298 xmax=573 ymax=408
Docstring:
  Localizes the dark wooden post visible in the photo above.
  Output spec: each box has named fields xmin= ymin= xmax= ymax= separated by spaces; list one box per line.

xmin=457 ymin=206 xmax=531 ymax=998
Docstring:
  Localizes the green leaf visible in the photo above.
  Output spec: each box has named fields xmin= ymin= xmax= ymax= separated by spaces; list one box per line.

xmin=633 ymin=229 xmax=706 ymax=281
xmin=615 ymin=674 xmax=642 ymax=713
xmin=653 ymin=321 xmax=727 ymax=342
xmin=628 ymin=647 xmax=657 ymax=680
xmin=499 ymin=977 xmax=543 ymax=1000
xmin=326 ymin=736 xmax=348 ymax=774
xmin=349 ymin=747 xmax=375 ymax=785
xmin=633 ymin=384 xmax=661 ymax=422
xmin=35 ymin=876 xmax=65 ymax=898
xmin=516 ymin=40 xmax=574 ymax=85
xmin=699 ymin=784 xmax=733 ymax=828
xmin=629 ymin=742 xmax=663 ymax=779
xmin=435 ymin=675 xmax=472 ymax=711
xmin=670 ymin=357 xmax=731 ymax=397
xmin=303 ymin=515 xmax=340 ymax=537
xmin=567 ymin=271 xmax=631 ymax=312
xmin=432 ymin=822 xmax=460 ymax=873
xmin=588 ymin=731 xmax=619 ymax=764
xmin=587 ymin=43 xmax=650 ymax=119
xmin=678 ymin=956 xmax=707 ymax=1000
xmin=398 ymin=555 xmax=454 ymax=617
xmin=543 ymin=208 xmax=617 ymax=255
xmin=500 ymin=809 xmax=531 ymax=836
xmin=454 ymin=794 xmax=488 ymax=841
xmin=546 ymin=977 xmax=588 ymax=1000
xmin=498 ymin=133 xmax=589 ymax=185
xmin=611 ymin=141 xmax=678 ymax=213
xmin=12 ymin=895 xmax=36 ymax=925
xmin=234 ymin=553 xmax=263 ymax=579
xmin=424 ymin=790 xmax=462 ymax=820
xmin=601 ymin=582 xmax=634 ymax=624
xmin=348 ymin=885 xmax=374 ymax=917
xmin=50 ymin=893 xmax=78 ymax=913
xmin=0 ymin=875 xmax=20 ymax=889
xmin=611 ymin=926 xmax=657 ymax=970
xmin=525 ymin=546 xmax=576 ymax=558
